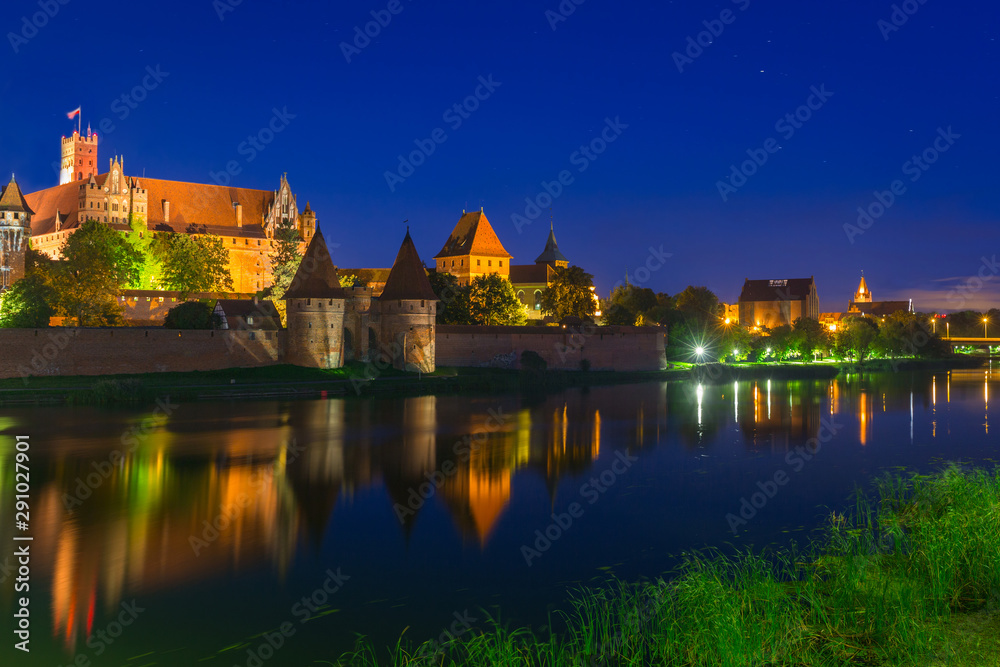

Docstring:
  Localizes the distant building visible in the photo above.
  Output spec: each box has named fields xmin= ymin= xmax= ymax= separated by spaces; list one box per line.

xmin=213 ymin=298 xmax=281 ymax=331
xmin=738 ymin=277 xmax=819 ymax=329
xmin=510 ymin=221 xmax=569 ymax=319
xmin=433 ymin=209 xmax=511 ymax=285
xmin=847 ymin=274 xmax=911 ymax=317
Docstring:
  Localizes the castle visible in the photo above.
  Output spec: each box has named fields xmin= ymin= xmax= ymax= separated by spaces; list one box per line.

xmin=0 ymin=126 xmax=662 ymax=377
xmin=284 ymin=226 xmax=437 ymax=373
xmin=25 ymin=128 xmax=315 ymax=292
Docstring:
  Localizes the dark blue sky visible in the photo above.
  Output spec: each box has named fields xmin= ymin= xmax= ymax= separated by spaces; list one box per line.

xmin=1 ymin=0 xmax=996 ymax=311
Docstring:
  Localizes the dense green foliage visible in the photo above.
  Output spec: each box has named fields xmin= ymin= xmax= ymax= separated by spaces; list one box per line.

xmin=539 ymin=265 xmax=596 ymax=320
xmin=163 ymin=301 xmax=220 ymax=329
xmin=468 ymin=274 xmax=527 ymax=326
xmin=0 ymin=273 xmax=56 ymax=328
xmin=54 ymin=219 xmax=143 ymax=326
xmin=152 ymin=232 xmax=233 ymax=297
xmin=428 ymin=273 xmax=527 ymax=326
xmin=429 ymin=271 xmax=472 ymax=325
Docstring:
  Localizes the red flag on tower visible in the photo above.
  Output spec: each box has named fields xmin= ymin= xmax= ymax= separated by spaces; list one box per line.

xmin=67 ymin=107 xmax=81 ymax=119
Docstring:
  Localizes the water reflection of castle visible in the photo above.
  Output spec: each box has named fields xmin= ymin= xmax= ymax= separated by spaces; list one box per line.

xmin=13 ymin=387 xmax=663 ymax=651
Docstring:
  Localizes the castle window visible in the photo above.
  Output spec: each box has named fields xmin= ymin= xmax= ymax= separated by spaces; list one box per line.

xmin=477 ymin=259 xmax=481 ymax=267
xmin=249 ymin=332 xmax=255 ymax=340
xmin=488 ymin=260 xmax=492 ymax=267
xmin=247 ymin=316 xmax=254 ymax=325
xmin=308 ymin=322 xmax=312 ymax=328
xmin=328 ymin=300 xmax=333 ymax=305
xmin=421 ymin=300 xmax=425 ymax=307
xmin=451 ymin=260 xmax=454 ymax=267
xmin=306 ymin=299 xmax=311 ymax=305
xmin=499 ymin=261 xmax=503 ymax=267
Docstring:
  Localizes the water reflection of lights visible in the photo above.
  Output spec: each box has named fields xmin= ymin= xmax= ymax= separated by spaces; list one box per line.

xmin=766 ymin=379 xmax=771 ymax=420
xmin=733 ymin=381 xmax=739 ymax=423
xmin=696 ymin=384 xmax=704 ymax=425
xmin=859 ymin=392 xmax=868 ymax=446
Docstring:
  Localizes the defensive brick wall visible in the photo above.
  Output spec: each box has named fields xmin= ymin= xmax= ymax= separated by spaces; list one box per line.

xmin=0 ymin=328 xmax=281 ymax=380
xmin=435 ymin=325 xmax=667 ymax=371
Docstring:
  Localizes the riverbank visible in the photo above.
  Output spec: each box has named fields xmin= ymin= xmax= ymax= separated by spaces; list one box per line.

xmin=0 ymin=356 xmax=983 ymax=405
xmin=335 ymin=464 xmax=1000 ymax=666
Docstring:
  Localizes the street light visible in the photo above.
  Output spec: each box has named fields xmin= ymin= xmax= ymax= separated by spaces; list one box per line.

xmin=985 ymin=317 xmax=989 ymax=338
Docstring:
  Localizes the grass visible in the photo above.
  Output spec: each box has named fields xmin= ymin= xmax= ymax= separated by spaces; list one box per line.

xmin=334 ymin=464 xmax=1000 ymax=666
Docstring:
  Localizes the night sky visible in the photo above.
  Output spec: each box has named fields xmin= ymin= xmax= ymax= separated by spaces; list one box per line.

xmin=1 ymin=0 xmax=996 ymax=312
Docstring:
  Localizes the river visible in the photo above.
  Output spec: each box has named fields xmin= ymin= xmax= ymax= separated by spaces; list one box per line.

xmin=1 ymin=366 xmax=997 ymax=665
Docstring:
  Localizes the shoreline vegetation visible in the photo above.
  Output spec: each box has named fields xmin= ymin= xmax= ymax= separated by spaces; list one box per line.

xmin=0 ymin=355 xmax=988 ymax=406
xmin=333 ymin=464 xmax=1000 ymax=666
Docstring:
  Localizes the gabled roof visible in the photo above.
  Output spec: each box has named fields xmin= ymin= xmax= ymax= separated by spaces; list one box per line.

xmin=380 ymin=230 xmax=438 ymax=301
xmin=0 ymin=176 xmax=33 ymax=215
xmin=24 ymin=173 xmax=279 ymax=238
xmin=282 ymin=228 xmax=346 ymax=300
xmin=848 ymin=301 xmax=911 ymax=317
xmin=534 ymin=222 xmax=567 ymax=265
xmin=434 ymin=210 xmax=511 ymax=259
xmin=739 ymin=278 xmax=816 ymax=302
xmin=213 ymin=299 xmax=280 ymax=330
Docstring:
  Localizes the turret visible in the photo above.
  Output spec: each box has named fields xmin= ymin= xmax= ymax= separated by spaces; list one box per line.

xmin=0 ymin=175 xmax=33 ymax=290
xmin=282 ymin=228 xmax=347 ymax=368
xmin=379 ymin=229 xmax=438 ymax=372
xmin=534 ymin=220 xmax=568 ymax=268
xmin=59 ymin=127 xmax=98 ymax=185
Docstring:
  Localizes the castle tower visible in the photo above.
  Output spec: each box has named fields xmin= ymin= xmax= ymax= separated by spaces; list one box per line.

xmin=298 ymin=201 xmax=316 ymax=244
xmin=534 ymin=220 xmax=569 ymax=268
xmin=379 ymin=229 xmax=438 ymax=372
xmin=282 ymin=228 xmax=347 ymax=368
xmin=853 ymin=273 xmax=872 ymax=304
xmin=0 ymin=176 xmax=34 ymax=291
xmin=59 ymin=128 xmax=98 ymax=185
xmin=433 ymin=209 xmax=511 ymax=285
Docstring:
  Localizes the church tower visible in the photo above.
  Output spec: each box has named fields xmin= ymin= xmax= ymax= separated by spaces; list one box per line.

xmin=60 ymin=127 xmax=98 ymax=185
xmin=853 ymin=273 xmax=872 ymax=304
xmin=0 ymin=176 xmax=33 ymax=291
xmin=282 ymin=228 xmax=347 ymax=368
xmin=379 ymin=229 xmax=438 ymax=372
xmin=534 ymin=220 xmax=569 ymax=269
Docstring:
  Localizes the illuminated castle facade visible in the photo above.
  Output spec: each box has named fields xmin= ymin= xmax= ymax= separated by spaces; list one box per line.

xmin=25 ymin=131 xmax=315 ymax=292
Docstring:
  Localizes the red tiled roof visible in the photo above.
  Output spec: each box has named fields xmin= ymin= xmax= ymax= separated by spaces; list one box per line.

xmin=434 ymin=210 xmax=512 ymax=259
xmin=25 ymin=173 xmax=277 ymax=238
xmin=282 ymin=228 xmax=345 ymax=299
xmin=380 ymin=230 xmax=437 ymax=301
xmin=0 ymin=177 xmax=33 ymax=214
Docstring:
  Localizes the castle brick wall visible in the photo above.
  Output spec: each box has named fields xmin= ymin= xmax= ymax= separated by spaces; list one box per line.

xmin=0 ymin=328 xmax=280 ymax=380
xmin=435 ymin=325 xmax=666 ymax=371
xmin=284 ymin=298 xmax=344 ymax=368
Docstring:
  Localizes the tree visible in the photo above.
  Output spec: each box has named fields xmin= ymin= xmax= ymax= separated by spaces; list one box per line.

xmin=260 ymin=217 xmax=303 ymax=326
xmin=540 ymin=265 xmax=596 ymax=320
xmin=675 ymin=286 xmax=721 ymax=326
xmin=152 ymin=233 xmax=233 ymax=297
xmin=767 ymin=324 xmax=795 ymax=361
xmin=429 ymin=271 xmax=472 ymax=325
xmin=467 ymin=274 xmax=527 ymax=326
xmin=163 ymin=301 xmax=220 ymax=329
xmin=835 ymin=317 xmax=879 ymax=362
xmin=791 ymin=317 xmax=830 ymax=359
xmin=0 ymin=274 xmax=56 ymax=328
xmin=603 ymin=284 xmax=657 ymax=325
xmin=54 ymin=218 xmax=143 ymax=326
